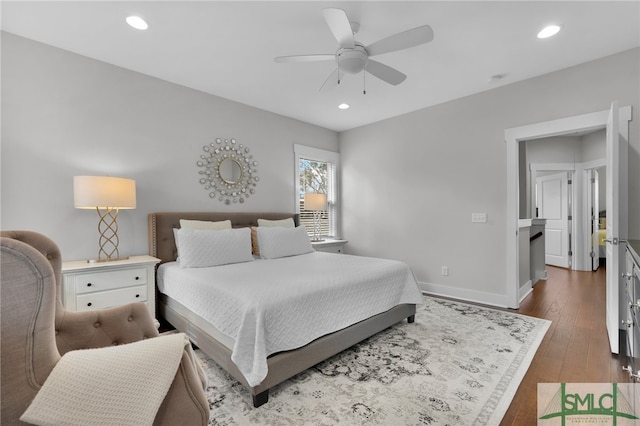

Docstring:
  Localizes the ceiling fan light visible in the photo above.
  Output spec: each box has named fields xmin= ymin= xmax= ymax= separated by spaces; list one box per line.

xmin=126 ymin=15 xmax=148 ymax=30
xmin=337 ymin=46 xmax=368 ymax=74
xmin=338 ymin=103 xmax=350 ymax=110
xmin=537 ymin=24 xmax=561 ymax=39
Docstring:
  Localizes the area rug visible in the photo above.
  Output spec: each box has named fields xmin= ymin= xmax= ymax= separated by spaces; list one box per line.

xmin=195 ymin=296 xmax=550 ymax=425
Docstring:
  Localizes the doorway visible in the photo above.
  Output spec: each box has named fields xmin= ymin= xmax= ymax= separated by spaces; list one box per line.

xmin=524 ymin=132 xmax=607 ymax=272
xmin=588 ymin=166 xmax=607 ymax=271
xmin=504 ymin=106 xmax=630 ymax=305
xmin=505 ymin=104 xmax=631 ymax=355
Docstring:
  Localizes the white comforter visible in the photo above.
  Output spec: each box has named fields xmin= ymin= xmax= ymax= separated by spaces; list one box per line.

xmin=158 ymin=251 xmax=423 ymax=387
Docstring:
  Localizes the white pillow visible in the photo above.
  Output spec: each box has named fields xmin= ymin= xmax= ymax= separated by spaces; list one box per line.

xmin=257 ymin=225 xmax=313 ymax=259
xmin=176 ymin=227 xmax=253 ymax=268
xmin=257 ymin=217 xmax=295 ymax=228
xmin=174 ymin=220 xmax=232 ymax=254
xmin=179 ymin=219 xmax=232 ymax=230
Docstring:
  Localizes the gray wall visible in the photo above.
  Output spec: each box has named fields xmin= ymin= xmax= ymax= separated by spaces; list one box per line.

xmin=526 ymin=130 xmax=605 ymax=165
xmin=340 ymin=48 xmax=639 ymax=305
xmin=582 ymin=129 xmax=607 ymax=163
xmin=1 ymin=33 xmax=339 ymax=260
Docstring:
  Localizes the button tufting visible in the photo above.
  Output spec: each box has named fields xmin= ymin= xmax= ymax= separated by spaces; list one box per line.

xmin=94 ymin=322 xmax=100 ymax=328
xmin=128 ymin=317 xmax=133 ymax=322
xmin=55 ymin=330 xmax=59 ymax=335
xmin=112 ymin=341 xmax=118 ymax=345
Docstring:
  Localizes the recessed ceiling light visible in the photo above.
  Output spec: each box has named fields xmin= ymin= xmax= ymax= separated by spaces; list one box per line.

xmin=126 ymin=16 xmax=148 ymax=31
xmin=338 ymin=103 xmax=350 ymax=110
xmin=537 ymin=24 xmax=561 ymax=39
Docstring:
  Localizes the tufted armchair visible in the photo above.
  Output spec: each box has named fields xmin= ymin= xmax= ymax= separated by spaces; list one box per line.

xmin=1 ymin=231 xmax=210 ymax=425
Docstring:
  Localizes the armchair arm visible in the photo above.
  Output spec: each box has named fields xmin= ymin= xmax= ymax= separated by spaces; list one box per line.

xmin=56 ymin=302 xmax=159 ymax=355
xmin=154 ymin=351 xmax=210 ymax=426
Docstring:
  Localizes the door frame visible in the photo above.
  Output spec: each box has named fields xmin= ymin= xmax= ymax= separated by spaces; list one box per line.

xmin=504 ymin=106 xmax=631 ymax=309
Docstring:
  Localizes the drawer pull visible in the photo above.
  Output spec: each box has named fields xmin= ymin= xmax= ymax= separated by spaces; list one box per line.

xmin=135 ymin=294 xmax=140 ymax=298
xmin=135 ymin=276 xmax=140 ymax=280
xmin=87 ymin=302 xmax=92 ymax=307
xmin=87 ymin=283 xmax=92 ymax=287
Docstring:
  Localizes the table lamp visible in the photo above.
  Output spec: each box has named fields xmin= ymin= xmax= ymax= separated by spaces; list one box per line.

xmin=74 ymin=176 xmax=136 ymax=262
xmin=304 ymin=192 xmax=327 ymax=242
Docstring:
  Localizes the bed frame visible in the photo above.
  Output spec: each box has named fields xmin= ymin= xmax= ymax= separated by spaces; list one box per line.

xmin=148 ymin=212 xmax=416 ymax=407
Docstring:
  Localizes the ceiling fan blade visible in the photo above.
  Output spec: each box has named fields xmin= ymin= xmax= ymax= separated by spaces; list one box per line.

xmin=323 ymin=8 xmax=355 ymax=49
xmin=319 ymin=68 xmax=341 ymax=92
xmin=365 ymin=60 xmax=407 ymax=85
xmin=275 ymin=54 xmax=335 ymax=63
xmin=365 ymin=25 xmax=434 ymax=56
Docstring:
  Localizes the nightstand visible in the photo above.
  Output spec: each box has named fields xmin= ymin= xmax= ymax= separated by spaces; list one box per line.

xmin=312 ymin=239 xmax=348 ymax=254
xmin=61 ymin=255 xmax=160 ymax=319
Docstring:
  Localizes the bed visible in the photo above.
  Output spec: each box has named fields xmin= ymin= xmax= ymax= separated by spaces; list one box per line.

xmin=148 ymin=212 xmax=422 ymax=407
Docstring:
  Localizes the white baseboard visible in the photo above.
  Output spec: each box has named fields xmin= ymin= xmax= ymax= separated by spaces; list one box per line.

xmin=418 ymin=281 xmax=511 ymax=309
xmin=519 ymin=280 xmax=533 ymax=303
xmin=534 ymin=269 xmax=548 ymax=281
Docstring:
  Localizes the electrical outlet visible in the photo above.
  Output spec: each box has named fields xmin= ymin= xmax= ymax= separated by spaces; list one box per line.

xmin=441 ymin=266 xmax=449 ymax=276
xmin=472 ymin=212 xmax=487 ymax=223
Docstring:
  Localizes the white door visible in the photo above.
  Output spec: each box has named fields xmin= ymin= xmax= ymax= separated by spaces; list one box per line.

xmin=589 ymin=169 xmax=600 ymax=271
xmin=537 ymin=172 xmax=570 ymax=268
xmin=605 ymin=101 xmax=628 ymax=354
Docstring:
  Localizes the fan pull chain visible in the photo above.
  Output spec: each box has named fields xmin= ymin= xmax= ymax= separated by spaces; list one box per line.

xmin=363 ymin=70 xmax=367 ymax=95
xmin=337 ymin=54 xmax=341 ymax=85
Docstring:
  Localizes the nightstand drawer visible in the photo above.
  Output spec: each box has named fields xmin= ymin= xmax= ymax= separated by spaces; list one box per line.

xmin=62 ymin=255 xmax=160 ymax=318
xmin=74 ymin=268 xmax=148 ymax=294
xmin=312 ymin=239 xmax=348 ymax=254
xmin=315 ymin=245 xmax=343 ymax=254
xmin=76 ymin=285 xmax=148 ymax=311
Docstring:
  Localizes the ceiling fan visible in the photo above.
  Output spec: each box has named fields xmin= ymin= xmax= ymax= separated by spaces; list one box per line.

xmin=274 ymin=8 xmax=434 ymax=91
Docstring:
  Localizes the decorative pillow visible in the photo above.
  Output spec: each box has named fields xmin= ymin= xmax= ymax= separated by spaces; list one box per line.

xmin=179 ymin=219 xmax=232 ymax=230
xmin=250 ymin=226 xmax=260 ymax=257
xmin=176 ymin=227 xmax=253 ymax=268
xmin=257 ymin=217 xmax=295 ymax=228
xmin=257 ymin=225 xmax=313 ymax=259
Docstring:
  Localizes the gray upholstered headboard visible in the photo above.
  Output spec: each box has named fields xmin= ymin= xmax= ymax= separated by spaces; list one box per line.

xmin=148 ymin=212 xmax=299 ymax=264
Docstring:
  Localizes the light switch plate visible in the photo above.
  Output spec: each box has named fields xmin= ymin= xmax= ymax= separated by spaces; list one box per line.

xmin=472 ymin=212 xmax=487 ymax=223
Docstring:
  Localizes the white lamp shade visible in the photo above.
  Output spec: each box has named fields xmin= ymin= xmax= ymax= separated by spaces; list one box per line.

xmin=74 ymin=176 xmax=136 ymax=209
xmin=304 ymin=193 xmax=327 ymax=211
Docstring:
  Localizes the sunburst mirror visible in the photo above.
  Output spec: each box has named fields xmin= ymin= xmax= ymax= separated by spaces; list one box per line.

xmin=196 ymin=138 xmax=259 ymax=205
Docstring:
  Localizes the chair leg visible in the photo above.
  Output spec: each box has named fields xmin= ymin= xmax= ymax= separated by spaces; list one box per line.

xmin=407 ymin=315 xmax=415 ymax=323
xmin=252 ymin=390 xmax=269 ymax=407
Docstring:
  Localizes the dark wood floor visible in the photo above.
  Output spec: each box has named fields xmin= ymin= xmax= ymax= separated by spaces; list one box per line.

xmin=499 ymin=264 xmax=629 ymax=425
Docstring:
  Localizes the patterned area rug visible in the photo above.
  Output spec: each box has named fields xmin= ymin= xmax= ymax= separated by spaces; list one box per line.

xmin=196 ymin=296 xmax=550 ymax=425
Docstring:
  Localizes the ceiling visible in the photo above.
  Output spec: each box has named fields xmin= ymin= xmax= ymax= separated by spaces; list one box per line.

xmin=2 ymin=1 xmax=639 ymax=132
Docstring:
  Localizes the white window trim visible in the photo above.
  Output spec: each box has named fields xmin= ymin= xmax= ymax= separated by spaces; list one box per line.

xmin=294 ymin=144 xmax=341 ymax=238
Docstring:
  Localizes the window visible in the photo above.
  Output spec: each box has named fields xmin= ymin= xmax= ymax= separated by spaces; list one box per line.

xmin=294 ymin=144 xmax=340 ymax=239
